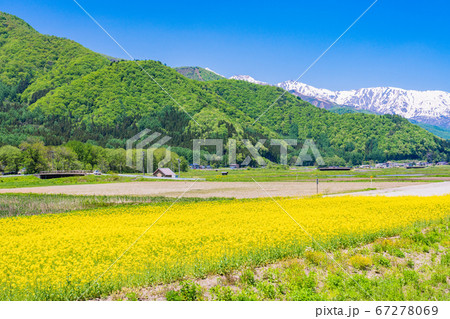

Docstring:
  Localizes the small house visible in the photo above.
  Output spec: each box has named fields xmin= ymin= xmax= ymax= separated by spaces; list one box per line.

xmin=153 ymin=168 xmax=176 ymax=178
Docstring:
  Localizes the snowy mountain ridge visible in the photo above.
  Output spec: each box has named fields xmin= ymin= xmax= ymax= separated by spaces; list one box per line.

xmin=229 ymin=75 xmax=269 ymax=86
xmin=229 ymin=74 xmax=449 ymax=129
xmin=278 ymin=81 xmax=450 ymax=124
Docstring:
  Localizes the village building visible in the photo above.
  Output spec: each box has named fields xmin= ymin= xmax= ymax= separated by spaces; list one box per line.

xmin=153 ymin=168 xmax=176 ymax=178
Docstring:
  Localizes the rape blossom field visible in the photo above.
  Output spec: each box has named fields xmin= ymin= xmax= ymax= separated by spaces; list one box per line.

xmin=0 ymin=195 xmax=449 ymax=300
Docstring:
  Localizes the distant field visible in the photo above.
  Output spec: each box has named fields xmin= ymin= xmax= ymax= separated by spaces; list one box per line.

xmin=0 ymin=181 xmax=435 ymax=198
xmin=181 ymin=166 xmax=450 ymax=182
xmin=1 ymin=166 xmax=448 ymax=190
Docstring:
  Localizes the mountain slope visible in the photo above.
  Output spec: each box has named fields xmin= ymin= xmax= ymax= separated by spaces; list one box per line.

xmin=411 ymin=121 xmax=450 ymax=140
xmin=0 ymin=11 xmax=110 ymax=103
xmin=278 ymin=81 xmax=450 ymax=130
xmin=231 ymin=75 xmax=449 ymax=137
xmin=174 ymin=66 xmax=225 ymax=81
xmin=31 ymin=60 xmax=261 ymax=147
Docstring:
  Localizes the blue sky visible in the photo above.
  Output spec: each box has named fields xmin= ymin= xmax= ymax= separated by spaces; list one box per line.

xmin=2 ymin=0 xmax=450 ymax=91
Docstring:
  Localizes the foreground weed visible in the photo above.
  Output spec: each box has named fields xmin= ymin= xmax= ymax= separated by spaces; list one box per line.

xmin=349 ymin=255 xmax=373 ymax=270
xmin=239 ymin=269 xmax=256 ymax=286
xmin=374 ymin=255 xmax=391 ymax=268
xmin=304 ymin=250 xmax=326 ymax=265
xmin=166 ymin=281 xmax=203 ymax=301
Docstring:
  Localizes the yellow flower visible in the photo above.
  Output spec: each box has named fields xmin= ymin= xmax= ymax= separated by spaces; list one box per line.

xmin=0 ymin=195 xmax=448 ymax=300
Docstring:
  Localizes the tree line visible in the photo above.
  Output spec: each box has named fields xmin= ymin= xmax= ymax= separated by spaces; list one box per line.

xmin=0 ymin=139 xmax=188 ymax=174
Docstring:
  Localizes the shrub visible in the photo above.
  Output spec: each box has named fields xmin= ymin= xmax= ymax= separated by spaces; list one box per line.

xmin=377 ymin=239 xmax=394 ymax=251
xmin=327 ymin=273 xmax=344 ymax=289
xmin=304 ymin=250 xmax=326 ymax=265
xmin=431 ymin=273 xmax=447 ymax=284
xmin=210 ymin=286 xmax=235 ymax=301
xmin=179 ymin=281 xmax=203 ymax=301
xmin=166 ymin=281 xmax=203 ymax=301
xmin=406 ymin=259 xmax=415 ymax=269
xmin=441 ymin=252 xmax=450 ymax=266
xmin=125 ymin=292 xmax=138 ymax=301
xmin=349 ymin=255 xmax=373 ymax=270
xmin=390 ymin=248 xmax=405 ymax=258
xmin=372 ymin=244 xmax=382 ymax=253
xmin=234 ymin=288 xmax=259 ymax=301
xmin=402 ymin=270 xmax=419 ymax=284
xmin=165 ymin=290 xmax=183 ymax=301
xmin=262 ymin=268 xmax=281 ymax=283
xmin=240 ymin=269 xmax=256 ymax=286
xmin=257 ymin=282 xmax=277 ymax=300
xmin=374 ymin=255 xmax=391 ymax=268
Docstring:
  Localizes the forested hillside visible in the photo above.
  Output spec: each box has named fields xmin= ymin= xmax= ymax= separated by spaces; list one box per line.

xmin=174 ymin=67 xmax=225 ymax=81
xmin=31 ymin=60 xmax=260 ymax=146
xmin=0 ymin=12 xmax=110 ymax=103
xmin=207 ymin=81 xmax=448 ymax=163
xmin=0 ymin=11 xmax=448 ymax=170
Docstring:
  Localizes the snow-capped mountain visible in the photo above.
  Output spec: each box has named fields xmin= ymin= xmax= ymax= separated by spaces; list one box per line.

xmin=278 ymin=81 xmax=450 ymax=129
xmin=228 ymin=75 xmax=449 ymax=130
xmin=229 ymin=75 xmax=269 ymax=86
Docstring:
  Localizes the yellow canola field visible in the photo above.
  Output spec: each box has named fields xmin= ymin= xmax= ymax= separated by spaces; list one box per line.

xmin=0 ymin=195 xmax=449 ymax=300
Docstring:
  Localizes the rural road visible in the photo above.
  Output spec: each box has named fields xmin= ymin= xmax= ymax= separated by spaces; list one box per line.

xmin=332 ymin=181 xmax=450 ymax=197
xmin=0 ymin=181 xmax=443 ymax=198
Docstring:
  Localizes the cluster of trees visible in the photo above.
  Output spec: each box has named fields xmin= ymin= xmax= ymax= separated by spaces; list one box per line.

xmin=0 ymin=139 xmax=188 ymax=174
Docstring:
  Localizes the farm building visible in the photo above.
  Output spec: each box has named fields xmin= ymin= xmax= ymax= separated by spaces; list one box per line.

xmin=153 ymin=168 xmax=176 ymax=178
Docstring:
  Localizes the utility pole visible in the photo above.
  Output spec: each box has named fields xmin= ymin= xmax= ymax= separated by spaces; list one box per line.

xmin=316 ymin=177 xmax=319 ymax=194
xmin=178 ymin=158 xmax=181 ymax=178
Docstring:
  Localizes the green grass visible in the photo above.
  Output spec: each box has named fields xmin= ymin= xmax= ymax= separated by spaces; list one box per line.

xmin=0 ymin=174 xmax=143 ymax=189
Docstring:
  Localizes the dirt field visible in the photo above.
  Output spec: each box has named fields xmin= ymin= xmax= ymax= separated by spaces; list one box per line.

xmin=0 ymin=181 xmax=435 ymax=198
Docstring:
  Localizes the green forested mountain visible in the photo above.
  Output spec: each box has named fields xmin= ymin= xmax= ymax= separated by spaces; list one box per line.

xmin=328 ymin=106 xmax=376 ymax=115
xmin=0 ymin=12 xmax=110 ymax=104
xmin=410 ymin=121 xmax=450 ymax=140
xmin=206 ymin=81 xmax=448 ymax=162
xmin=31 ymin=60 xmax=257 ymax=146
xmin=0 ymin=11 xmax=448 ymax=167
xmin=174 ymin=66 xmax=225 ymax=81
xmin=329 ymin=107 xmax=450 ymax=140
